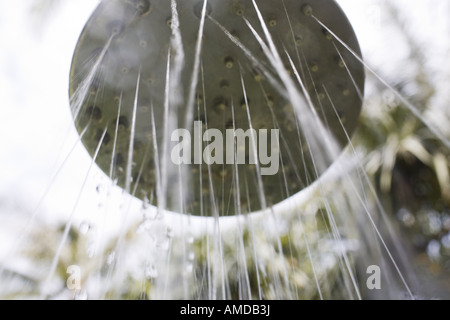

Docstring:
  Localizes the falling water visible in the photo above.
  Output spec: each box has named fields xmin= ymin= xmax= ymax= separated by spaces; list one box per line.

xmin=1 ymin=0 xmax=450 ymax=300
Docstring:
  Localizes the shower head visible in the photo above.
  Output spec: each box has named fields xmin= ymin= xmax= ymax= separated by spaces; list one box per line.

xmin=69 ymin=0 xmax=365 ymax=216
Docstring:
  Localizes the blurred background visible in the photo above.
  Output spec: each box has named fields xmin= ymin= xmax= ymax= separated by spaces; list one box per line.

xmin=0 ymin=0 xmax=449 ymax=299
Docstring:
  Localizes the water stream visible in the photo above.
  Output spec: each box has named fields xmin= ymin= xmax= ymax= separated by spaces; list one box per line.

xmin=1 ymin=0 xmax=449 ymax=300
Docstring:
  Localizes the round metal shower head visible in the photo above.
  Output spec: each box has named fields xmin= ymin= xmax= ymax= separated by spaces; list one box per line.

xmin=69 ymin=0 xmax=365 ymax=216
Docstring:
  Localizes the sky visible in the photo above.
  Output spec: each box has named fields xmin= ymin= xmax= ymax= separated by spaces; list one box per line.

xmin=0 ymin=0 xmax=449 ymax=249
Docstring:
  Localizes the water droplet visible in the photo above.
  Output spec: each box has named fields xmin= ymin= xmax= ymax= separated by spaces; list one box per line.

xmin=108 ymin=20 xmax=125 ymax=36
xmin=40 ymin=279 xmax=59 ymax=296
xmin=301 ymin=4 xmax=313 ymax=16
xmin=397 ymin=208 xmax=415 ymax=227
xmin=426 ymin=240 xmax=441 ymax=261
xmin=193 ymin=1 xmax=212 ymax=19
xmin=295 ymin=35 xmax=303 ymax=46
xmin=142 ymin=196 xmax=150 ymax=209
xmin=156 ymin=238 xmax=170 ymax=251
xmin=441 ymin=233 xmax=450 ymax=249
xmin=166 ymin=227 xmax=174 ymax=238
xmin=136 ymin=219 xmax=153 ymax=234
xmin=74 ymin=290 xmax=88 ymax=300
xmin=87 ymin=243 xmax=95 ymax=258
xmin=214 ymin=97 xmax=227 ymax=112
xmin=96 ymin=184 xmax=104 ymax=193
xmin=442 ymin=214 xmax=450 ymax=231
xmin=141 ymin=200 xmax=158 ymax=221
xmin=185 ymin=263 xmax=193 ymax=273
xmin=235 ymin=8 xmax=244 ymax=16
xmin=383 ymin=90 xmax=398 ymax=108
xmin=220 ymin=79 xmax=230 ymax=89
xmin=224 ymin=56 xmax=234 ymax=69
xmin=145 ymin=264 xmax=158 ymax=279
xmin=188 ymin=252 xmax=195 ymax=261
xmin=310 ymin=64 xmax=319 ymax=72
xmin=128 ymin=0 xmax=152 ymax=16
xmin=426 ymin=210 xmax=442 ymax=235
xmin=219 ymin=169 xmax=228 ymax=178
xmin=79 ymin=221 xmax=91 ymax=235
xmin=321 ymin=27 xmax=333 ymax=40
xmin=106 ymin=251 xmax=116 ymax=265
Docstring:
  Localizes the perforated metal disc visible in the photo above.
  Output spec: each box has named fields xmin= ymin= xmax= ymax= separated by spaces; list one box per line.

xmin=69 ymin=0 xmax=365 ymax=216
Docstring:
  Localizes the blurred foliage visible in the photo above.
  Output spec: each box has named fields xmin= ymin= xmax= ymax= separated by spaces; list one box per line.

xmin=188 ymin=211 xmax=353 ymax=300
xmin=354 ymin=2 xmax=450 ymax=296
